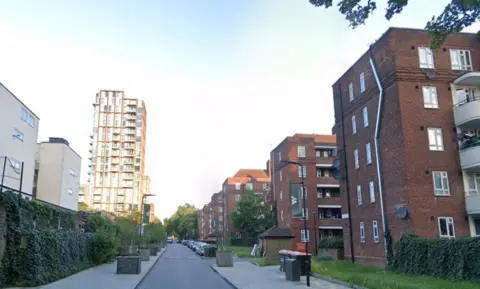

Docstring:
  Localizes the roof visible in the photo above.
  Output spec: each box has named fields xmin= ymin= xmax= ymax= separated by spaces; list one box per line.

xmin=258 ymin=226 xmax=294 ymax=239
xmin=272 ymin=133 xmax=336 ymax=152
xmin=233 ymin=169 xmax=269 ymax=179
xmin=0 ymin=82 xmax=40 ymax=120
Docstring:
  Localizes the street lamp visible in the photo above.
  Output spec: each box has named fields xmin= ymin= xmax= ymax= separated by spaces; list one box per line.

xmin=280 ymin=160 xmax=310 ymax=287
xmin=138 ymin=194 xmax=156 ymax=236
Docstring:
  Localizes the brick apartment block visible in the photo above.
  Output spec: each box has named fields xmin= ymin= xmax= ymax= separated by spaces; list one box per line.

xmin=332 ymin=27 xmax=480 ymax=266
xmin=271 ymin=133 xmax=340 ymax=253
xmin=210 ymin=191 xmax=224 ymax=236
xmin=221 ymin=167 xmax=272 ymax=243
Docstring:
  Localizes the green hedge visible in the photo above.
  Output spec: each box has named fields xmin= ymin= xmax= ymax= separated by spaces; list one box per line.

xmin=318 ymin=237 xmax=344 ymax=249
xmin=389 ymin=234 xmax=480 ymax=283
xmin=0 ymin=191 xmax=116 ymax=287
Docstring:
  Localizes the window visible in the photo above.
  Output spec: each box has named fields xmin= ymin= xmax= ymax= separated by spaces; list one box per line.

xmin=369 ymin=181 xmax=375 ymax=203
xmin=418 ymin=47 xmax=434 ymax=68
xmin=450 ymin=49 xmax=472 ymax=71
xmin=301 ymin=229 xmax=310 ymax=243
xmin=427 ymin=128 xmax=444 ymax=151
xmin=366 ymin=143 xmax=372 ymax=164
xmin=363 ymin=106 xmax=369 ymax=127
xmin=422 ymin=86 xmax=439 ymax=108
xmin=13 ymin=128 xmax=24 ymax=141
xmin=373 ymin=221 xmax=379 ymax=243
xmin=280 ymin=171 xmax=283 ymax=182
xmin=235 ymin=232 xmax=242 ymax=239
xmin=352 ymin=115 xmax=357 ymax=134
xmin=69 ymin=169 xmax=76 ymax=176
xmin=432 ymin=171 xmax=450 ymax=196
xmin=298 ymin=166 xmax=306 ymax=178
xmin=20 ymin=108 xmax=27 ymax=121
xmin=28 ymin=115 xmax=35 ymax=127
xmin=280 ymin=190 xmax=283 ymax=201
xmin=360 ymin=72 xmax=365 ymax=93
xmin=438 ymin=217 xmax=455 ymax=238
xmin=280 ymin=210 xmax=284 ymax=222
xmin=349 ymin=83 xmax=354 ymax=101
xmin=235 ymin=194 xmax=241 ymax=201
xmin=68 ymin=188 xmax=73 ymax=195
xmin=360 ymin=222 xmax=365 ymax=243
xmin=297 ymin=146 xmax=306 ymax=158
xmin=263 ymin=183 xmax=269 ymax=190
xmin=235 ymin=183 xmax=241 ymax=190
xmin=301 ymin=208 xmax=308 ymax=220
xmin=357 ymin=185 xmax=362 ymax=205
xmin=10 ymin=158 xmax=21 ymax=171
xmin=278 ymin=151 xmax=282 ymax=162
xmin=354 ymin=149 xmax=359 ymax=169
xmin=300 ymin=186 xmax=307 ymax=199
xmin=245 ymin=183 xmax=253 ymax=190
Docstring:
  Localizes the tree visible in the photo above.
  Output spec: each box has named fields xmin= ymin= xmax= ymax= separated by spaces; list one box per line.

xmin=309 ymin=0 xmax=480 ymax=48
xmin=78 ymin=202 xmax=89 ymax=211
xmin=231 ymin=190 xmax=276 ymax=238
xmin=163 ymin=204 xmax=198 ymax=239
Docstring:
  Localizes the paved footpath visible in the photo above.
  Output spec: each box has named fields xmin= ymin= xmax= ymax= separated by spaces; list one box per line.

xmin=137 ymin=243 xmax=232 ymax=289
xmin=8 ymin=247 xmax=167 ymax=289
xmin=211 ymin=261 xmax=349 ymax=289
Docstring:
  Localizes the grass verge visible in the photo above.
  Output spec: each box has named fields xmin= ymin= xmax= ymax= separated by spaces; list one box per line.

xmin=227 ymin=246 xmax=253 ymax=258
xmin=311 ymin=260 xmax=479 ymax=289
xmin=251 ymin=258 xmax=280 ymax=267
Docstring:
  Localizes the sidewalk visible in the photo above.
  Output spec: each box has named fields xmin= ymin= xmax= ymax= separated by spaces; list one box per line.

xmin=9 ymin=248 xmax=166 ymax=289
xmin=210 ymin=261 xmax=349 ymax=289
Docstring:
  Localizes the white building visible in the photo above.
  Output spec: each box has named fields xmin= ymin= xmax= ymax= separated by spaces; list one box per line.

xmin=34 ymin=138 xmax=82 ymax=211
xmin=0 ymin=82 xmax=39 ymax=196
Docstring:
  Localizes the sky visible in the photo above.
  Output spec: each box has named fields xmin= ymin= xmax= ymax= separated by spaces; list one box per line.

xmin=0 ymin=0 xmax=478 ymax=219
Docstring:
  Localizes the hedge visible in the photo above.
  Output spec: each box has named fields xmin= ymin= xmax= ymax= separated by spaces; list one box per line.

xmin=0 ymin=191 xmax=116 ymax=287
xmin=318 ymin=236 xmax=344 ymax=249
xmin=389 ymin=234 xmax=480 ymax=283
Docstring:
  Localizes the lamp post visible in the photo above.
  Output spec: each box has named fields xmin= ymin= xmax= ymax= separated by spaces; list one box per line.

xmin=138 ymin=194 xmax=156 ymax=236
xmin=312 ymin=211 xmax=318 ymax=255
xmin=280 ymin=160 xmax=310 ymax=287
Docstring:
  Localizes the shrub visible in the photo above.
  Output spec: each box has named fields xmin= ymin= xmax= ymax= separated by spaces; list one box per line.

xmin=318 ymin=236 xmax=344 ymax=249
xmin=389 ymin=234 xmax=480 ymax=283
xmin=91 ymin=229 xmax=118 ymax=265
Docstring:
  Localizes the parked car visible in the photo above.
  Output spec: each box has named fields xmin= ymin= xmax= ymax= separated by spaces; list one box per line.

xmin=195 ymin=242 xmax=207 ymax=256
xmin=167 ymin=237 xmax=173 ymax=243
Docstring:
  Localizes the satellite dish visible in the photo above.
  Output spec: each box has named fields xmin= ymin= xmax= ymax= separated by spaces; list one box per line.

xmin=332 ymin=159 xmax=340 ymax=169
xmin=333 ymin=170 xmax=344 ymax=180
xmin=394 ymin=204 xmax=408 ymax=219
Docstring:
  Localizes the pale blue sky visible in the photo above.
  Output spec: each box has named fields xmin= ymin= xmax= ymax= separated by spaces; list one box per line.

xmin=0 ymin=0 xmax=478 ymax=219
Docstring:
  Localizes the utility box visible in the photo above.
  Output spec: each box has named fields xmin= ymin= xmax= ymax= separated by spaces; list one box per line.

xmin=284 ymin=258 xmax=301 ymax=282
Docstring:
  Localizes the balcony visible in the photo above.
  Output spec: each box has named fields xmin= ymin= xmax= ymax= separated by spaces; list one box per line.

xmin=466 ymin=191 xmax=480 ymax=215
xmin=459 ymin=143 xmax=480 ymax=171
xmin=454 ymin=97 xmax=480 ymax=127
xmin=454 ymin=72 xmax=480 ymax=86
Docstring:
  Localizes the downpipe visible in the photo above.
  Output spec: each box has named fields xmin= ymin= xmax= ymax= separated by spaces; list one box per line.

xmin=368 ymin=48 xmax=389 ymax=257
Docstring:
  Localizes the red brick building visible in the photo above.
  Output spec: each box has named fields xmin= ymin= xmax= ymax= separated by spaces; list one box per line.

xmin=332 ymin=27 xmax=479 ymax=266
xmin=221 ymin=168 xmax=272 ymax=244
xmin=209 ymin=191 xmax=224 ymax=236
xmin=271 ymin=133 xmax=341 ymax=253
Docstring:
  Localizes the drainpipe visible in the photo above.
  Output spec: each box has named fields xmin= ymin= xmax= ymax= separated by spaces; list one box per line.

xmin=368 ymin=47 xmax=389 ymax=257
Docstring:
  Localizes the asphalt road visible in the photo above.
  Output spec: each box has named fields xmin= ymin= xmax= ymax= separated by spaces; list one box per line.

xmin=137 ymin=243 xmax=233 ymax=289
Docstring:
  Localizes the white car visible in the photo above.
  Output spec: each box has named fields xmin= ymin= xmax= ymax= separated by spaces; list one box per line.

xmin=195 ymin=242 xmax=207 ymax=256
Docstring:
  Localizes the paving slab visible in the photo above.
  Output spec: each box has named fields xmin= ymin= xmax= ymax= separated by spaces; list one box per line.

xmin=210 ymin=261 xmax=349 ymax=289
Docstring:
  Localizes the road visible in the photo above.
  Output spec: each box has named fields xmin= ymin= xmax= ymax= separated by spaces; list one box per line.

xmin=137 ymin=243 xmax=233 ymax=289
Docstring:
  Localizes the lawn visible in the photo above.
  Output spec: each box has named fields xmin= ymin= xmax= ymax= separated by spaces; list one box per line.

xmin=252 ymin=257 xmax=280 ymax=267
xmin=227 ymin=246 xmax=253 ymax=258
xmin=311 ymin=260 xmax=479 ymax=289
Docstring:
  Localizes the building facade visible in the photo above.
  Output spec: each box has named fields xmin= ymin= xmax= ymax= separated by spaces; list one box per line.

xmin=271 ymin=133 xmax=340 ymax=253
xmin=332 ymin=27 xmax=478 ymax=266
xmin=222 ymin=168 xmax=272 ymax=243
xmin=78 ymin=184 xmax=91 ymax=208
xmin=87 ymin=90 xmax=147 ymax=213
xmin=209 ymin=191 xmax=224 ymax=236
xmin=0 ymin=83 xmax=39 ymax=196
xmin=34 ymin=138 xmax=82 ymax=211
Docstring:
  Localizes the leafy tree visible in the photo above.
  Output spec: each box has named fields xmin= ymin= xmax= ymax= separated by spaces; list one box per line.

xmin=163 ymin=204 xmax=198 ymax=239
xmin=231 ymin=190 xmax=275 ymax=238
xmin=78 ymin=202 xmax=89 ymax=211
xmin=309 ymin=0 xmax=480 ymax=48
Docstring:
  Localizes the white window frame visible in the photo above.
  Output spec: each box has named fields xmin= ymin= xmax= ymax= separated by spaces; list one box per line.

xmin=300 ymin=186 xmax=307 ymax=199
xmin=349 ymin=82 xmax=354 ymax=101
xmin=366 ymin=143 xmax=372 ymax=164
xmin=427 ymin=128 xmax=444 ymax=151
xmin=28 ymin=115 xmax=35 ymax=127
xmin=432 ymin=171 xmax=450 ymax=196
xmin=369 ymin=181 xmax=375 ymax=203
xmin=357 ymin=184 xmax=362 ymax=205
xmin=280 ymin=190 xmax=283 ymax=201
xmin=360 ymin=72 xmax=365 ymax=93
xmin=280 ymin=171 xmax=283 ymax=182
xmin=438 ymin=217 xmax=455 ymax=238
xmin=235 ymin=183 xmax=241 ymax=190
xmin=418 ymin=47 xmax=434 ymax=69
xmin=301 ymin=208 xmax=308 ymax=220
xmin=13 ymin=128 xmax=24 ymax=141
xmin=246 ymin=183 xmax=253 ymax=190
xmin=68 ymin=188 xmax=73 ymax=195
xmin=297 ymin=146 xmax=306 ymax=158
xmin=363 ymin=106 xmax=369 ymax=127
xmin=298 ymin=166 xmax=306 ymax=178
xmin=20 ymin=108 xmax=28 ymax=121
xmin=235 ymin=194 xmax=241 ymax=201
xmin=69 ymin=169 xmax=76 ymax=177
xmin=422 ymin=86 xmax=439 ymax=109
xmin=354 ymin=149 xmax=359 ymax=169
xmin=360 ymin=222 xmax=365 ymax=243
xmin=352 ymin=115 xmax=357 ymax=134
xmin=372 ymin=221 xmax=379 ymax=243
xmin=263 ymin=183 xmax=269 ymax=190
xmin=450 ymin=49 xmax=472 ymax=71
xmin=280 ymin=210 xmax=284 ymax=222
xmin=278 ymin=151 xmax=282 ymax=162
xmin=301 ymin=229 xmax=310 ymax=243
